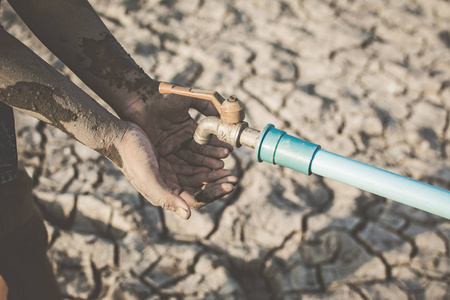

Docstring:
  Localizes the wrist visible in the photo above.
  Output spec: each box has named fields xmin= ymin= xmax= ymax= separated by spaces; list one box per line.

xmin=114 ymin=78 xmax=160 ymax=120
xmin=95 ymin=119 xmax=129 ymax=168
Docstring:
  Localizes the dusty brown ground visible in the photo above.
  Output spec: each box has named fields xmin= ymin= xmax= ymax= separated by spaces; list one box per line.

xmin=2 ymin=0 xmax=450 ymax=299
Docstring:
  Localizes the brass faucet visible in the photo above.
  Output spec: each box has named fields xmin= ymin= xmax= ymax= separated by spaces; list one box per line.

xmin=159 ymin=82 xmax=259 ymax=148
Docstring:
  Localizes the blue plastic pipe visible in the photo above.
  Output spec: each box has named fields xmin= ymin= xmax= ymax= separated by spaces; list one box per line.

xmin=255 ymin=124 xmax=450 ymax=219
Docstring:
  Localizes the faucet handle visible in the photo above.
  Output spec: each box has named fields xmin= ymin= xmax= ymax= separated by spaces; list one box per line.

xmin=159 ymin=82 xmax=245 ymax=124
xmin=159 ymin=82 xmax=225 ymax=111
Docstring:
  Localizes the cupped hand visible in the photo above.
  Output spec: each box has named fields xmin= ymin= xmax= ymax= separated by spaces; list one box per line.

xmin=118 ymin=90 xmax=238 ymax=219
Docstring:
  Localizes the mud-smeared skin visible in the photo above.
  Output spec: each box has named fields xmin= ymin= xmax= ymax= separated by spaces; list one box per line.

xmin=68 ymin=0 xmax=91 ymax=10
xmin=0 ymin=82 xmax=77 ymax=136
xmin=82 ymin=35 xmax=146 ymax=93
xmin=81 ymin=35 xmax=158 ymax=104
xmin=0 ymin=81 xmax=124 ymax=167
xmin=94 ymin=144 xmax=123 ymax=169
xmin=7 ymin=0 xmax=159 ymax=115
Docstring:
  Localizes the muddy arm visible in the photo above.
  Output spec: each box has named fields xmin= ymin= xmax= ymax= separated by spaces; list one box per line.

xmin=0 ymin=28 xmax=126 ymax=166
xmin=0 ymin=28 xmax=202 ymax=219
xmin=6 ymin=0 xmax=158 ymax=118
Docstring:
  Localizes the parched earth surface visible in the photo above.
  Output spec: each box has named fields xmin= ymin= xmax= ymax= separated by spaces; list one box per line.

xmin=2 ymin=0 xmax=450 ymax=299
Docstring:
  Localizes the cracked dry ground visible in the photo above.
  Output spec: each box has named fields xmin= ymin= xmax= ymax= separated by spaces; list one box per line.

xmin=2 ymin=0 xmax=450 ymax=299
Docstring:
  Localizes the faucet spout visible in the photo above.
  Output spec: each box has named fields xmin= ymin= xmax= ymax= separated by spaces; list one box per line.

xmin=194 ymin=117 xmax=260 ymax=148
xmin=194 ymin=117 xmax=222 ymax=145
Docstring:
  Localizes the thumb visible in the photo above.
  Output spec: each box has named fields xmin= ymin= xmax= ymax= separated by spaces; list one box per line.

xmin=190 ymin=98 xmax=220 ymax=117
xmin=159 ymin=189 xmax=192 ymax=220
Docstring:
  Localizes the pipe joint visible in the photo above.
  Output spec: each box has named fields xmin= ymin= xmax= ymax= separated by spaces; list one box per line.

xmin=255 ymin=124 xmax=321 ymax=175
xmin=194 ymin=117 xmax=260 ymax=148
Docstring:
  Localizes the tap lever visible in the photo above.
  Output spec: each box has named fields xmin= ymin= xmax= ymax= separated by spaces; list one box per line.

xmin=159 ymin=82 xmax=225 ymax=112
xmin=159 ymin=82 xmax=245 ymax=124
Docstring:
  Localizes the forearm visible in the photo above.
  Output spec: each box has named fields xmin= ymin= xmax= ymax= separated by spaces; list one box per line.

xmin=0 ymin=28 xmax=126 ymax=167
xmin=7 ymin=0 xmax=159 ymax=117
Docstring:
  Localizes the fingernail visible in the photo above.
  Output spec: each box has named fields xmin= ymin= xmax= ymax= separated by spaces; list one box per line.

xmin=223 ymin=183 xmax=235 ymax=192
xmin=224 ymin=169 xmax=232 ymax=176
xmin=215 ymin=160 xmax=225 ymax=169
xmin=229 ymin=176 xmax=239 ymax=183
xmin=222 ymin=149 xmax=229 ymax=157
xmin=176 ymin=206 xmax=190 ymax=220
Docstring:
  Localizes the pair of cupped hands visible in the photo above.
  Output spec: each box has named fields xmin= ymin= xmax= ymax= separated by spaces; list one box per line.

xmin=116 ymin=89 xmax=238 ymax=220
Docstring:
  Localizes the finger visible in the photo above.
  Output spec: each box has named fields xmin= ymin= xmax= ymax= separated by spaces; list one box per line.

xmin=176 ymin=148 xmax=224 ymax=169
xmin=166 ymin=154 xmax=218 ymax=175
xmin=183 ymin=183 xmax=235 ymax=209
xmin=182 ymin=175 xmax=238 ymax=196
xmin=212 ymin=175 xmax=239 ymax=185
xmin=188 ymin=140 xmax=230 ymax=159
xmin=190 ymin=98 xmax=220 ymax=116
xmin=166 ymin=154 xmax=189 ymax=165
xmin=171 ymin=163 xmax=211 ymax=176
xmin=180 ymin=175 xmax=238 ymax=195
xmin=178 ymin=169 xmax=232 ymax=188
xmin=197 ymin=182 xmax=236 ymax=201
xmin=209 ymin=136 xmax=234 ymax=152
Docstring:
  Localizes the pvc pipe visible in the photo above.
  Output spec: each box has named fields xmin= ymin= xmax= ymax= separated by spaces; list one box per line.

xmin=311 ymin=149 xmax=450 ymax=219
xmin=255 ymin=124 xmax=450 ymax=219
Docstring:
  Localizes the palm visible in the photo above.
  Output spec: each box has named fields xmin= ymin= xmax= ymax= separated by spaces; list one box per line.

xmin=123 ymin=92 xmax=236 ymax=209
